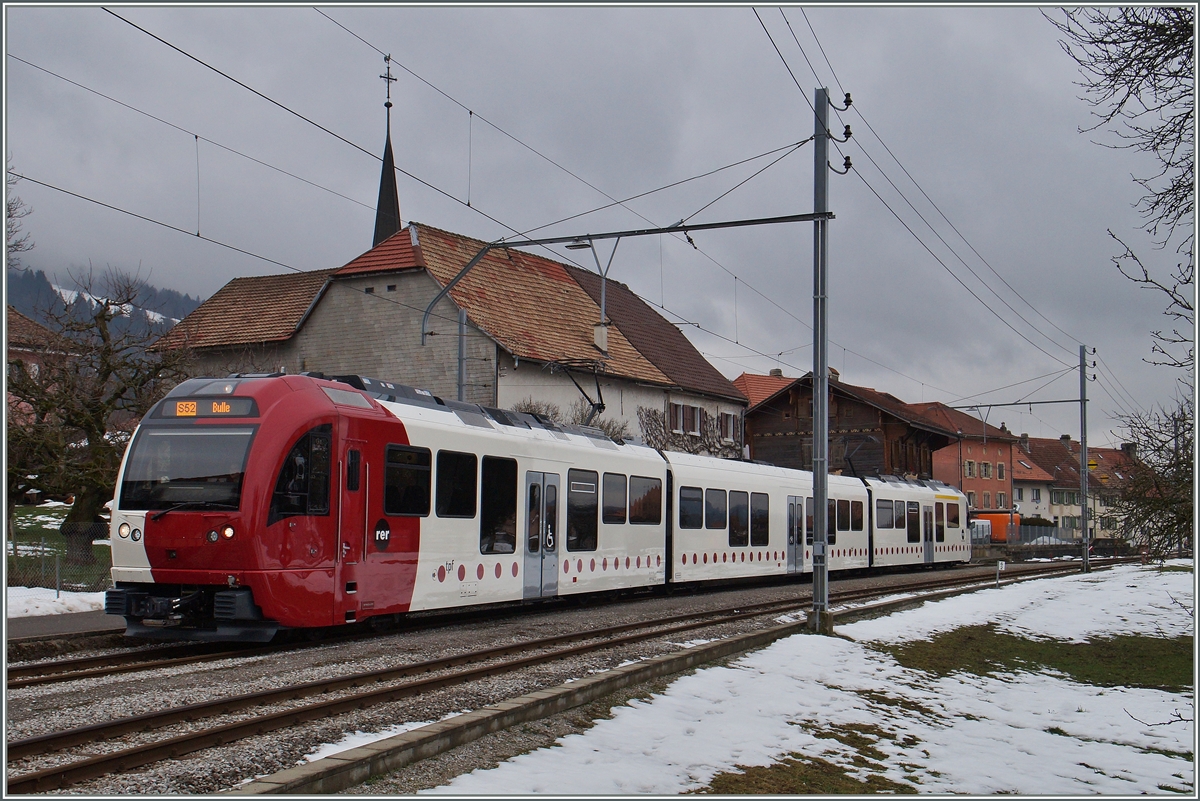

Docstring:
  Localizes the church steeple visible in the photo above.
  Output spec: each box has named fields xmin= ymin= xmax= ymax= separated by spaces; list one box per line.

xmin=373 ymin=55 xmax=402 ymax=248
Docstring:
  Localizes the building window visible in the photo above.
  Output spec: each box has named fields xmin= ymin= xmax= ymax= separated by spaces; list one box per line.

xmin=982 ymin=492 xmax=991 ymax=509
xmin=386 ymin=284 xmax=397 ymax=292
xmin=997 ymin=462 xmax=1005 ymax=480
xmin=980 ymin=462 xmax=992 ymax=479
xmin=966 ymin=491 xmax=976 ymax=508
xmin=965 ymin=461 xmax=975 ymax=478
xmin=1032 ymin=488 xmax=1042 ymax=503
xmin=997 ymin=492 xmax=1007 ymax=509
xmin=365 ymin=287 xmax=375 ymax=294
xmin=719 ymin=412 xmax=740 ymax=442
xmin=1015 ymin=487 xmax=1024 ymax=502
xmin=670 ymin=402 xmax=702 ymax=435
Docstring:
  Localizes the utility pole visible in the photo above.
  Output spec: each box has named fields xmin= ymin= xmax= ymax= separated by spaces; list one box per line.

xmin=809 ymin=87 xmax=832 ymax=634
xmin=1080 ymin=344 xmax=1090 ymax=573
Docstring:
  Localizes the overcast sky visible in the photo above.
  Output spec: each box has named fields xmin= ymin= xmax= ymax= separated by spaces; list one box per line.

xmin=5 ymin=5 xmax=1191 ymax=448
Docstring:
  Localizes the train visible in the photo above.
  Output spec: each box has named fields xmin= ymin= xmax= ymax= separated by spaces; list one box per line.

xmin=104 ymin=372 xmax=971 ymax=641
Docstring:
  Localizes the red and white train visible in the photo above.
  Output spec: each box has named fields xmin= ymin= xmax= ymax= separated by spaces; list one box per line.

xmin=105 ymin=373 xmax=970 ymax=641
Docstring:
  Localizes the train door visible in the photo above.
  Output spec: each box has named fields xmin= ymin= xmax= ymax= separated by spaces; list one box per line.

xmin=786 ymin=496 xmax=803 ymax=574
xmin=523 ymin=472 xmax=560 ymax=599
xmin=923 ymin=505 xmax=934 ymax=564
xmin=337 ymin=438 xmax=368 ymax=621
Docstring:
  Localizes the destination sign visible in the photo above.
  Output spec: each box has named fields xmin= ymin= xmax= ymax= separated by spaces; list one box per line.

xmin=160 ymin=397 xmax=257 ymax=418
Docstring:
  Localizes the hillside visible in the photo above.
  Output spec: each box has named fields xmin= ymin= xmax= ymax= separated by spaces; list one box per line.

xmin=6 ymin=268 xmax=203 ymax=331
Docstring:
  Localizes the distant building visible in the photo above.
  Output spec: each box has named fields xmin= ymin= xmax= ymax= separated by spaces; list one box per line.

xmin=912 ymin=404 xmax=1019 ymax=513
xmin=736 ymin=369 xmax=959 ymax=479
xmin=1018 ymin=434 xmax=1135 ymax=540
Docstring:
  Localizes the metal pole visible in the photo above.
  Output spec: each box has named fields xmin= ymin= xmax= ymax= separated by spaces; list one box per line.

xmin=1080 ymin=345 xmax=1090 ymax=573
xmin=458 ymin=306 xmax=467 ymax=402
xmin=810 ymin=87 xmax=831 ymax=634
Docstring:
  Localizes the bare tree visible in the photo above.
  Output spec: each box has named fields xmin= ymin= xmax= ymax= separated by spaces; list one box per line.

xmin=6 ymin=158 xmax=35 ymax=270
xmin=1112 ymin=400 xmax=1193 ymax=561
xmin=510 ymin=396 xmax=632 ymax=442
xmin=1048 ymin=8 xmax=1193 ymax=245
xmin=6 ymin=270 xmax=192 ymax=531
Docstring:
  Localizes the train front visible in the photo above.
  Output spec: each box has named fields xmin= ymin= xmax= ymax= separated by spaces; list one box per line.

xmin=104 ymin=375 xmax=337 ymax=641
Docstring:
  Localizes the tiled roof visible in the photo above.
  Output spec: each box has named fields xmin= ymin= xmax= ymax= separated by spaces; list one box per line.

xmin=1021 ymin=436 xmax=1080 ymax=488
xmin=7 ymin=305 xmax=67 ymax=351
xmin=155 ymin=268 xmax=336 ymax=350
xmin=1012 ymin=453 xmax=1055 ymax=483
xmin=568 ymin=264 xmax=744 ymax=402
xmin=407 ymin=224 xmax=670 ymax=386
xmin=733 ymin=372 xmax=794 ymax=408
xmin=908 ymin=402 xmax=1018 ymax=441
xmin=1021 ymin=436 xmax=1135 ymax=490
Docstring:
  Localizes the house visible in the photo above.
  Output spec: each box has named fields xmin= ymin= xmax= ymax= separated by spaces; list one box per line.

xmin=912 ymin=403 xmax=1019 ymax=513
xmin=6 ymin=305 xmax=69 ymax=373
xmin=1019 ymin=434 xmax=1134 ymax=540
xmin=736 ymin=369 xmax=959 ymax=479
xmin=157 ymin=229 xmax=747 ymax=454
xmin=1011 ymin=434 xmax=1055 ymax=519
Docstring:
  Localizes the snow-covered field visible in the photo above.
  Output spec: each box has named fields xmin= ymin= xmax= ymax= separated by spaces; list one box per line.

xmin=412 ymin=561 xmax=1194 ymax=795
xmin=6 ymin=587 xmax=107 ymax=617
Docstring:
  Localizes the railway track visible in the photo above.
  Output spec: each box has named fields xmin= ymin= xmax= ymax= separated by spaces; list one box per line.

xmin=7 ymin=557 xmax=1115 ymax=691
xmin=5 ymin=560 xmax=1108 ymax=794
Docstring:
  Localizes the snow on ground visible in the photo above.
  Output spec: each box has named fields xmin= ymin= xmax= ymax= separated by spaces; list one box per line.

xmin=6 ymin=587 xmax=106 ymax=617
xmin=419 ymin=561 xmax=1193 ymax=795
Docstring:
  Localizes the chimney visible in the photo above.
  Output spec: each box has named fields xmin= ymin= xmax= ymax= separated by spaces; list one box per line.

xmin=1060 ymin=434 xmax=1073 ymax=452
xmin=593 ymin=321 xmax=609 ymax=354
xmin=1121 ymin=442 xmax=1137 ymax=459
xmin=769 ymin=368 xmax=783 ymax=378
xmin=1019 ymin=432 xmax=1029 ymax=453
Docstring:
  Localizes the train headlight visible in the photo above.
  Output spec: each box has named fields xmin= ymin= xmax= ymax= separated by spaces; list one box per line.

xmin=131 ymin=529 xmax=142 ymax=542
xmin=118 ymin=523 xmax=130 ymax=539
xmin=207 ymin=530 xmax=219 ymax=543
xmin=221 ymin=525 xmax=235 ymax=539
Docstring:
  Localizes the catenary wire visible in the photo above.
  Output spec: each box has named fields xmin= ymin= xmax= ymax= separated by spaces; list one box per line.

xmin=7 ymin=53 xmax=375 ymax=212
xmin=777 ymin=8 xmax=1081 ymax=361
xmin=790 ymin=7 xmax=1086 ymax=353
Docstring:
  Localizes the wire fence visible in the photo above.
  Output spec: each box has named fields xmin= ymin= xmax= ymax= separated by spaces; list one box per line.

xmin=7 ymin=522 xmax=113 ymax=602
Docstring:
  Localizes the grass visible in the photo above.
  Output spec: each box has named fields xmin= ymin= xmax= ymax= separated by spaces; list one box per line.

xmin=695 ymin=751 xmax=917 ymax=794
xmin=877 ymin=624 xmax=1193 ymax=693
xmin=7 ymin=504 xmax=112 ymax=591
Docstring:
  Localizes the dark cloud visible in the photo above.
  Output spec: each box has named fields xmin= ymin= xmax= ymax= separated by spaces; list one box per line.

xmin=5 ymin=5 xmax=1186 ymax=446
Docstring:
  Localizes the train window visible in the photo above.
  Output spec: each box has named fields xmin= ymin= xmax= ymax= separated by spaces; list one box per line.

xmin=545 ymin=484 xmax=558 ymax=548
xmin=750 ymin=493 xmax=769 ymax=546
xmin=678 ymin=486 xmax=703 ymax=529
xmin=729 ymin=491 xmax=748 ymax=547
xmin=875 ymin=499 xmax=894 ymax=529
xmin=384 ymin=445 xmax=431 ymax=516
xmin=947 ymin=503 xmax=961 ymax=529
xmin=935 ymin=502 xmax=946 ymax=542
xmin=851 ymin=500 xmax=864 ymax=532
xmin=827 ymin=499 xmax=837 ymax=545
xmin=805 ymin=497 xmax=814 ymax=545
xmin=567 ymin=469 xmax=599 ymax=551
xmin=527 ymin=483 xmax=541 ymax=554
xmin=836 ymin=499 xmax=850 ymax=531
xmin=629 ymin=476 xmax=662 ymax=524
xmin=436 ymin=451 xmax=478 ymax=518
xmin=480 ymin=457 xmax=517 ymax=554
xmin=705 ymin=489 xmax=727 ymax=530
xmin=120 ymin=425 xmax=257 ymax=512
xmin=602 ymin=473 xmax=627 ymax=524
xmin=894 ymin=500 xmax=906 ymax=526
xmin=906 ymin=501 xmax=921 ymax=543
xmin=347 ymin=450 xmax=361 ymax=492
xmin=269 ymin=424 xmax=332 ymax=525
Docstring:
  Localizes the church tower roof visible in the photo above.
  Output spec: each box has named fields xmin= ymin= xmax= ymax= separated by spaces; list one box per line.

xmin=373 ymin=55 xmax=402 ymax=247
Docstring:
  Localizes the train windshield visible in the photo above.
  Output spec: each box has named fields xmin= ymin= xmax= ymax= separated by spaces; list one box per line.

xmin=119 ymin=425 xmax=257 ymax=510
